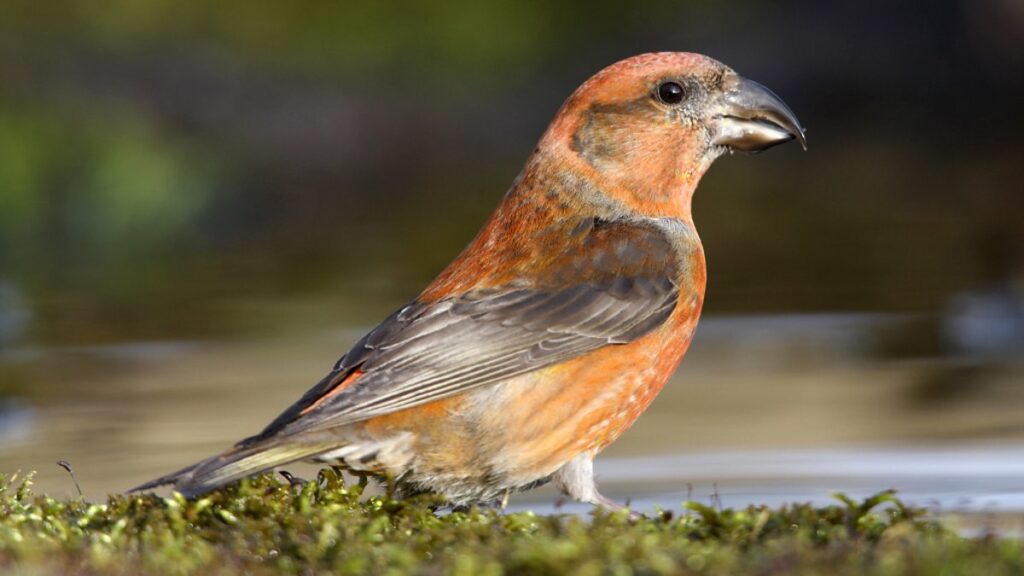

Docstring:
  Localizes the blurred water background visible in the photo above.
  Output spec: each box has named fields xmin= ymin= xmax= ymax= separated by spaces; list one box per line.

xmin=0 ymin=1 xmax=1022 ymax=518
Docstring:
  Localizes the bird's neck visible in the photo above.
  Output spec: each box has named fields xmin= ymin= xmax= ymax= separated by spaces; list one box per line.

xmin=528 ymin=142 xmax=712 ymax=223
xmin=536 ymin=113 xmax=716 ymax=222
xmin=597 ymin=160 xmax=707 ymax=222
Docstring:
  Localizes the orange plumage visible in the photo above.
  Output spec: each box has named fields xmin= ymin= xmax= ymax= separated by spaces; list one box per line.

xmin=134 ymin=52 xmax=804 ymax=511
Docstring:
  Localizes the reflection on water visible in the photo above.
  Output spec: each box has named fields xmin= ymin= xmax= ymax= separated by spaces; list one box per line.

xmin=510 ymin=445 xmax=1024 ymax=519
xmin=0 ymin=313 xmax=1021 ymax=523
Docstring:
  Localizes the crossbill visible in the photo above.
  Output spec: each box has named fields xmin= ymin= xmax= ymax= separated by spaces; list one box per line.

xmin=135 ymin=52 xmax=805 ymax=511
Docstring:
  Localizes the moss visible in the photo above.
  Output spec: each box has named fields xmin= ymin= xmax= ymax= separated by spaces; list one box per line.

xmin=0 ymin=470 xmax=1019 ymax=575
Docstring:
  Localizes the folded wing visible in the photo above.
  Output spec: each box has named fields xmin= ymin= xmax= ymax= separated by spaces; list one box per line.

xmin=256 ymin=216 xmax=682 ymax=439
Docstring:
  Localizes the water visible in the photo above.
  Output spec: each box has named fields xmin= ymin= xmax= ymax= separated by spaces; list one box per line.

xmin=511 ymin=445 xmax=1024 ymax=519
xmin=1 ymin=313 xmax=1022 ymax=530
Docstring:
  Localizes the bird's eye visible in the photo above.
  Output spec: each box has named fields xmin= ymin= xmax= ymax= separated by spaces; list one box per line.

xmin=656 ymin=81 xmax=685 ymax=104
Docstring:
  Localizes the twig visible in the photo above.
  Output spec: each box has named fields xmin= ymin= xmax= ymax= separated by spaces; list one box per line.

xmin=56 ymin=460 xmax=82 ymax=498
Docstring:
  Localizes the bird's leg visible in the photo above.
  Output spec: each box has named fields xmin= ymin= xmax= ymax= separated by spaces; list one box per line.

xmin=381 ymin=472 xmax=398 ymax=499
xmin=347 ymin=470 xmax=372 ymax=493
xmin=499 ymin=488 xmax=512 ymax=511
xmin=590 ymin=493 xmax=641 ymax=518
xmin=553 ymin=453 xmax=641 ymax=519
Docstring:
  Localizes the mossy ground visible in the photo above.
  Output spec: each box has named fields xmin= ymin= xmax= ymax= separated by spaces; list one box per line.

xmin=0 ymin=469 xmax=1020 ymax=575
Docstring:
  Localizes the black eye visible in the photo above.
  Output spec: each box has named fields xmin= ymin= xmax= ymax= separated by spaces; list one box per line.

xmin=657 ymin=81 xmax=685 ymax=104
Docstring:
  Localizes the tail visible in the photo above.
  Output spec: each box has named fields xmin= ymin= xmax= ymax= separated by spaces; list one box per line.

xmin=130 ymin=439 xmax=338 ymax=497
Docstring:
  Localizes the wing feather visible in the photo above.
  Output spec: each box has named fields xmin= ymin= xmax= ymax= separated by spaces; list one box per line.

xmin=250 ymin=216 xmax=684 ymax=441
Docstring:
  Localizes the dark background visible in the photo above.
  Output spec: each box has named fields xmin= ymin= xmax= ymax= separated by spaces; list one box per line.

xmin=1 ymin=0 xmax=1021 ymax=345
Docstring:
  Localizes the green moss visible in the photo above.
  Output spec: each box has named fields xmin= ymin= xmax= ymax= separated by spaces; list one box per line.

xmin=0 ymin=470 xmax=1019 ymax=575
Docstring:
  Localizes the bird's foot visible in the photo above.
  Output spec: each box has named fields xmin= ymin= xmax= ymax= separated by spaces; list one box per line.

xmin=554 ymin=453 xmax=643 ymax=520
xmin=591 ymin=492 xmax=643 ymax=520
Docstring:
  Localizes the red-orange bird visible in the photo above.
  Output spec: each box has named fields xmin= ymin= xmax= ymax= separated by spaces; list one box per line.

xmin=135 ymin=52 xmax=805 ymax=511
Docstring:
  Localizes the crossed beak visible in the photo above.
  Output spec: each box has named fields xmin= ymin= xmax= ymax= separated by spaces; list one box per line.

xmin=711 ymin=73 xmax=807 ymax=153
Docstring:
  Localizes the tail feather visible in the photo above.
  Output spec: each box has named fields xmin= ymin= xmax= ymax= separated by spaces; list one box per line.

xmin=130 ymin=441 xmax=338 ymax=496
xmin=130 ymin=461 xmax=203 ymax=493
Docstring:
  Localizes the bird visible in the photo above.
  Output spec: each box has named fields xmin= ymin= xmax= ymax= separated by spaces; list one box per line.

xmin=133 ymin=52 xmax=805 ymax=512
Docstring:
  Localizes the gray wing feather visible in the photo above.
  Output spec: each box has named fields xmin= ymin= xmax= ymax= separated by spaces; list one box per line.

xmin=252 ymin=218 xmax=682 ymax=441
xmin=275 ymin=283 xmax=676 ymax=435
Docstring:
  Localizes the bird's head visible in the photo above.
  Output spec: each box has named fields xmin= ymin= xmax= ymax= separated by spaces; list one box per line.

xmin=539 ymin=52 xmax=805 ymax=216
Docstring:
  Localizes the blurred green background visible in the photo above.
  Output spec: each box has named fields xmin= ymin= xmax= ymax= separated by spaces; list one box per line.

xmin=0 ymin=1 xmax=1022 ymax=501
xmin=1 ymin=0 xmax=1021 ymax=343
